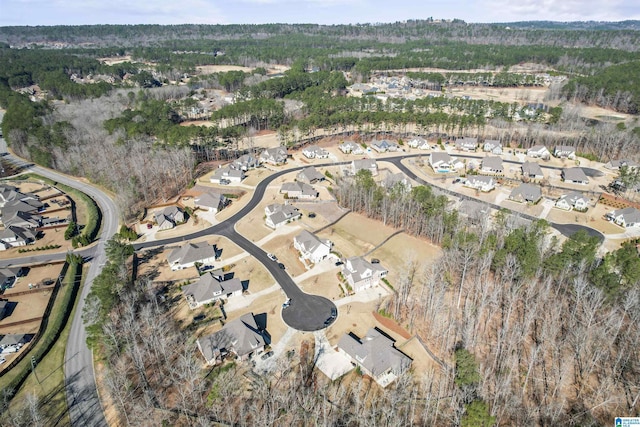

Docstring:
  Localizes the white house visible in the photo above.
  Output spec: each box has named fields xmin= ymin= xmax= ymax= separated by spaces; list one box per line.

xmin=527 ymin=145 xmax=551 ymax=159
xmin=483 ymin=139 xmax=502 ymax=155
xmin=351 ymin=159 xmax=378 ymax=176
xmin=554 ymin=146 xmax=576 ymax=159
xmin=265 ymin=204 xmax=302 ymax=229
xmin=231 ymin=154 xmax=259 ymax=171
xmin=302 ymin=145 xmax=329 ymax=159
xmin=339 ymin=141 xmax=364 ymax=155
xmin=211 ymin=166 xmax=245 ymax=184
xmin=408 ymin=137 xmax=430 ymax=150
xmin=0 ymin=226 xmax=37 ymax=251
xmin=167 ymin=241 xmax=217 ymax=270
xmin=608 ymin=207 xmax=640 ymax=228
xmin=429 ymin=152 xmax=463 ymax=173
xmin=556 ymin=192 xmax=589 ymax=211
xmin=464 ymin=175 xmax=496 ymax=192
xmin=342 ymin=257 xmax=388 ymax=292
xmin=605 ymin=159 xmax=639 ymax=171
xmin=293 ymin=230 xmax=332 ymax=264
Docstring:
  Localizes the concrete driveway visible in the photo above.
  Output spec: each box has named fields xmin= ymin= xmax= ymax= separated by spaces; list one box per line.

xmin=314 ymin=330 xmax=353 ymax=380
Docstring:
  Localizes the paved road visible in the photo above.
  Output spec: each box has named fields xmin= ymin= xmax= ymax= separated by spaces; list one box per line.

xmin=0 ymin=139 xmax=112 ymax=427
xmin=133 ymin=164 xmax=340 ymax=331
xmin=388 ymin=157 xmax=605 ymax=241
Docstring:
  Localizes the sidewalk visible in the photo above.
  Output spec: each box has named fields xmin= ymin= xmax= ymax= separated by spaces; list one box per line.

xmin=223 ymin=282 xmax=281 ymax=312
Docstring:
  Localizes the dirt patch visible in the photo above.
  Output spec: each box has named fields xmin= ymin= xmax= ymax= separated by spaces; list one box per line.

xmin=316 ymin=213 xmax=398 ymax=259
xmin=232 ymin=255 xmax=274 ymax=294
xmin=372 ymin=311 xmax=411 ymax=339
xmin=195 ymin=65 xmax=255 ymax=74
xmin=298 ymin=271 xmax=343 ymax=301
xmin=0 ymin=291 xmax=51 ymax=334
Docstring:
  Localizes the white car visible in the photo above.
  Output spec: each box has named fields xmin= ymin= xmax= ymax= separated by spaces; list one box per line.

xmin=267 ymin=253 xmax=277 ymax=261
xmin=0 ymin=357 xmax=6 ymax=364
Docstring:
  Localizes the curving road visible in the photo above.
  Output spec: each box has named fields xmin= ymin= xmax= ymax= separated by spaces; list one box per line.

xmin=0 ymin=143 xmax=607 ymax=425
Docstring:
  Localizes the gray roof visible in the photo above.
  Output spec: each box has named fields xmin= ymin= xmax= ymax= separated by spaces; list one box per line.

xmin=2 ymin=210 xmax=41 ymax=228
xmin=231 ymin=153 xmax=258 ymax=170
xmin=1 ymin=198 xmax=43 ymax=214
xmin=529 ymin=144 xmax=548 ymax=152
xmin=337 ymin=328 xmax=411 ymax=377
xmin=183 ymin=272 xmax=243 ymax=304
xmin=483 ymin=139 xmax=501 ymax=149
xmin=303 ymin=145 xmax=328 ymax=156
xmin=212 ymin=166 xmax=245 ymax=180
xmin=0 ymin=333 xmax=30 ymax=347
xmin=383 ymin=172 xmax=409 ymax=189
xmin=167 ymin=242 xmax=216 ymax=266
xmin=280 ymin=182 xmax=318 ymax=197
xmin=430 ymin=152 xmax=452 ymax=164
xmin=294 ymin=230 xmax=329 ymax=254
xmin=261 ymin=146 xmax=288 ymax=163
xmin=297 ymin=167 xmax=325 ymax=183
xmin=197 ymin=312 xmax=264 ymax=361
xmin=562 ymin=167 xmax=589 ymax=183
xmin=195 ymin=192 xmax=226 ymax=210
xmin=560 ymin=191 xmax=587 ymax=205
xmin=607 ymin=159 xmax=639 ymax=169
xmin=343 ymin=256 xmax=387 ymax=281
xmin=467 ymin=175 xmax=494 ymax=185
xmin=353 ymin=159 xmax=377 ymax=171
xmin=481 ymin=156 xmax=503 ymax=171
xmin=555 ymin=145 xmax=575 ymax=153
xmin=510 ymin=183 xmax=541 ymax=202
xmin=340 ymin=141 xmax=360 ymax=150
xmin=0 ymin=226 xmax=37 ymax=243
xmin=613 ymin=207 xmax=640 ymax=224
xmin=455 ymin=138 xmax=478 ymax=149
xmin=371 ymin=140 xmax=398 ymax=150
xmin=522 ymin=161 xmax=543 ymax=177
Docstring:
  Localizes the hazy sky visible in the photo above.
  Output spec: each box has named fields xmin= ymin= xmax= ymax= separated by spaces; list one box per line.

xmin=1 ymin=0 xmax=639 ymax=26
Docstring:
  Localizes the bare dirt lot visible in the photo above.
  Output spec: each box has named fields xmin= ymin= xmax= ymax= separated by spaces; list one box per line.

xmin=0 ymin=291 xmax=51 ymax=334
xmin=298 ymin=270 xmax=343 ymax=301
xmin=368 ymin=232 xmax=442 ymax=285
xmin=316 ymin=213 xmax=399 ymax=259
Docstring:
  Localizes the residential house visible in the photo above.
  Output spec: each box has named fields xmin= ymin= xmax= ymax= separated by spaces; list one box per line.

xmin=521 ymin=161 xmax=544 ymax=180
xmin=429 ymin=152 xmax=463 ymax=173
xmin=352 ymin=159 xmax=378 ymax=176
xmin=480 ymin=156 xmax=504 ymax=174
xmin=483 ymin=139 xmax=503 ymax=155
xmin=608 ymin=207 xmax=640 ymax=228
xmin=231 ymin=153 xmax=259 ymax=171
xmin=605 ymin=159 xmax=639 ymax=171
xmin=382 ymin=172 xmax=412 ymax=192
xmin=302 ymin=145 xmax=329 ymax=159
xmin=265 ymin=204 xmax=302 ymax=229
xmin=167 ymin=241 xmax=217 ymax=270
xmin=0 ymin=185 xmax=41 ymax=209
xmin=280 ymin=182 xmax=318 ymax=199
xmin=342 ymin=257 xmax=388 ymax=292
xmin=464 ymin=175 xmax=496 ymax=192
xmin=370 ymin=140 xmax=399 ymax=153
xmin=408 ymin=137 xmax=430 ymax=150
xmin=455 ymin=137 xmax=478 ymax=152
xmin=337 ymin=327 xmax=412 ymax=387
xmin=182 ymin=271 xmax=243 ymax=309
xmin=554 ymin=145 xmax=576 ymax=159
xmin=296 ymin=167 xmax=325 ymax=184
xmin=0 ymin=226 xmax=37 ymax=250
xmin=339 ymin=141 xmax=364 ymax=155
xmin=196 ymin=312 xmax=266 ymax=365
xmin=260 ymin=146 xmax=288 ymax=165
xmin=154 ymin=206 xmax=185 ymax=230
xmin=458 ymin=200 xmax=491 ymax=226
xmin=562 ymin=167 xmax=589 ymax=185
xmin=0 ymin=334 xmax=31 ymax=350
xmin=556 ymin=192 xmax=589 ymax=211
xmin=194 ymin=192 xmax=228 ymax=214
xmin=0 ymin=267 xmax=23 ymax=288
xmin=210 ymin=166 xmax=245 ymax=184
xmin=527 ymin=145 xmax=551 ymax=159
xmin=294 ymin=230 xmax=332 ymax=264
xmin=1 ymin=211 xmax=41 ymax=229
xmin=1 ymin=198 xmax=44 ymax=214
xmin=509 ymin=183 xmax=542 ymax=203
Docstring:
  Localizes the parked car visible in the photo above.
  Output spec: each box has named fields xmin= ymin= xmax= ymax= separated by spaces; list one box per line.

xmin=330 ymin=307 xmax=337 ymax=318
xmin=0 ymin=357 xmax=6 ymax=365
xmin=282 ymin=298 xmax=291 ymax=309
xmin=308 ymin=212 xmax=316 ymax=218
xmin=146 ymin=223 xmax=153 ymax=229
xmin=371 ymin=258 xmax=380 ymax=264
xmin=267 ymin=253 xmax=277 ymax=261
xmin=278 ymin=263 xmax=286 ymax=269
